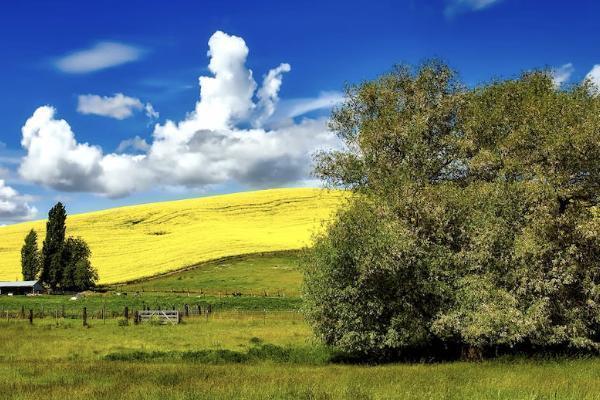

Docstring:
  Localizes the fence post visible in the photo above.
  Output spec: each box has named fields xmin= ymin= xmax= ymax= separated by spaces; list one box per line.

xmin=20 ymin=306 xmax=24 ymax=319
xmin=124 ymin=306 xmax=129 ymax=321
xmin=133 ymin=310 xmax=139 ymax=325
xmin=83 ymin=307 xmax=88 ymax=327
xmin=184 ymin=304 xmax=189 ymax=317
xmin=29 ymin=309 xmax=33 ymax=325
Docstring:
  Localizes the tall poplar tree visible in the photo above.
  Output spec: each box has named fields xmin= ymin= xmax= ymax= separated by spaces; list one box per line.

xmin=41 ymin=202 xmax=67 ymax=289
xmin=21 ymin=229 xmax=40 ymax=281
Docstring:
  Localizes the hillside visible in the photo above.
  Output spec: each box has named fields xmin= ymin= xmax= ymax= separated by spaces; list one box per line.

xmin=117 ymin=252 xmax=302 ymax=296
xmin=0 ymin=188 xmax=346 ymax=284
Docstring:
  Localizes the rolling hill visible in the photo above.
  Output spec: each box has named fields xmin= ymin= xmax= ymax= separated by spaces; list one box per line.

xmin=0 ymin=188 xmax=346 ymax=284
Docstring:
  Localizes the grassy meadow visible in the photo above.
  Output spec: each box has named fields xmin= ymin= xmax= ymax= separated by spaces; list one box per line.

xmin=0 ymin=252 xmax=302 ymax=315
xmin=0 ymin=250 xmax=599 ymax=398
xmin=117 ymin=251 xmax=302 ymax=296
xmin=0 ymin=316 xmax=599 ymax=399
xmin=0 ymin=188 xmax=346 ymax=284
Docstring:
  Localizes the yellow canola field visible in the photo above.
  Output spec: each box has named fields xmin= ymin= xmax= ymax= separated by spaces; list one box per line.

xmin=0 ymin=188 xmax=347 ymax=284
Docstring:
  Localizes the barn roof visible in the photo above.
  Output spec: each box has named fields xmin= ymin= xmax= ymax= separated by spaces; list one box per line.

xmin=0 ymin=281 xmax=40 ymax=288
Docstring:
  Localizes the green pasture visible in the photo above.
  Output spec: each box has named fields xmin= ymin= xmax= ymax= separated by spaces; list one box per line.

xmin=115 ymin=251 xmax=302 ymax=296
xmin=0 ymin=252 xmax=303 ymax=315
xmin=1 ymin=252 xmax=599 ymax=399
xmin=0 ymin=316 xmax=599 ymax=399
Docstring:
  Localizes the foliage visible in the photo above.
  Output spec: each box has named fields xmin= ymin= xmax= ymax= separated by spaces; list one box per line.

xmin=0 ymin=188 xmax=347 ymax=284
xmin=20 ymin=229 xmax=40 ymax=281
xmin=37 ymin=203 xmax=96 ymax=291
xmin=61 ymin=237 xmax=98 ymax=291
xmin=41 ymin=202 xmax=66 ymax=289
xmin=305 ymin=61 xmax=600 ymax=358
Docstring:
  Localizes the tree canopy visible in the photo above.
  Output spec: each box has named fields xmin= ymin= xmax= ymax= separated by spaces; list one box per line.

xmin=39 ymin=202 xmax=97 ymax=291
xmin=304 ymin=61 xmax=600 ymax=359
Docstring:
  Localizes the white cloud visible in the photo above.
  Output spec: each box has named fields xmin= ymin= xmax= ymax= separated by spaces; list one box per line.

xmin=551 ymin=63 xmax=574 ymax=88
xmin=277 ymin=91 xmax=344 ymax=120
xmin=77 ymin=93 xmax=151 ymax=120
xmin=445 ymin=0 xmax=503 ymax=16
xmin=116 ymin=136 xmax=150 ymax=153
xmin=0 ymin=180 xmax=37 ymax=221
xmin=585 ymin=65 xmax=600 ymax=93
xmin=254 ymin=63 xmax=291 ymax=127
xmin=55 ymin=42 xmax=144 ymax=73
xmin=20 ymin=106 xmax=104 ymax=192
xmin=144 ymin=103 xmax=159 ymax=119
xmin=19 ymin=31 xmax=341 ymax=198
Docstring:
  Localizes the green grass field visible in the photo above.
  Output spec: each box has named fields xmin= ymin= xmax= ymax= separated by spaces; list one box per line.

xmin=2 ymin=252 xmax=600 ymax=399
xmin=0 ymin=252 xmax=303 ymax=315
xmin=0 ymin=316 xmax=599 ymax=399
xmin=116 ymin=251 xmax=302 ymax=296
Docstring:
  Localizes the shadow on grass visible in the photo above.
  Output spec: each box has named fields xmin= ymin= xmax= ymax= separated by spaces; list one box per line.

xmin=104 ymin=342 xmax=335 ymax=365
xmin=104 ymin=339 xmax=600 ymax=366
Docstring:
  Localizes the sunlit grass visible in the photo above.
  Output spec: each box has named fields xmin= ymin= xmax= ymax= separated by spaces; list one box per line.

xmin=0 ymin=317 xmax=599 ymax=399
xmin=118 ymin=251 xmax=302 ymax=296
xmin=0 ymin=188 xmax=346 ymax=284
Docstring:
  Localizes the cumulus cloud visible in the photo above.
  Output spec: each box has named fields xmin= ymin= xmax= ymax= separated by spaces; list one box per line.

xmin=254 ymin=63 xmax=291 ymax=127
xmin=116 ymin=136 xmax=150 ymax=153
xmin=0 ymin=180 xmax=37 ymax=221
xmin=445 ymin=0 xmax=503 ymax=16
xmin=551 ymin=63 xmax=574 ymax=88
xmin=19 ymin=31 xmax=341 ymax=198
xmin=55 ymin=42 xmax=144 ymax=73
xmin=585 ymin=65 xmax=600 ymax=93
xmin=77 ymin=93 xmax=157 ymax=120
xmin=20 ymin=106 xmax=105 ymax=192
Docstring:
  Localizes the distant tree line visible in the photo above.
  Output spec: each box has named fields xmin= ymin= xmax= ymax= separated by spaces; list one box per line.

xmin=21 ymin=202 xmax=97 ymax=291
xmin=304 ymin=61 xmax=600 ymax=360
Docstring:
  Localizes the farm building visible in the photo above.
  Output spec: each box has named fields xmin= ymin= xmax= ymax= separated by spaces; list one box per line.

xmin=0 ymin=281 xmax=43 ymax=295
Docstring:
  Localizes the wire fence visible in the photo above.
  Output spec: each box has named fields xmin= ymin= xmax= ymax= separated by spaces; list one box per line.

xmin=0 ymin=304 xmax=304 ymax=325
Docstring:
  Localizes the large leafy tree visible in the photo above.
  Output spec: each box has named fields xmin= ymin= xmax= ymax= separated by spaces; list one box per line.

xmin=304 ymin=61 xmax=600 ymax=358
xmin=21 ymin=229 xmax=40 ymax=281
xmin=61 ymin=237 xmax=98 ymax=291
xmin=41 ymin=202 xmax=67 ymax=289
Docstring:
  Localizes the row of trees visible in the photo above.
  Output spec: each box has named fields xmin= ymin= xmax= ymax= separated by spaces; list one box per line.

xmin=304 ymin=61 xmax=600 ymax=359
xmin=21 ymin=203 xmax=97 ymax=291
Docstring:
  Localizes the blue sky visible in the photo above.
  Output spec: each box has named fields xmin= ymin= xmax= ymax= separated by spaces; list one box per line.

xmin=0 ymin=0 xmax=599 ymax=223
